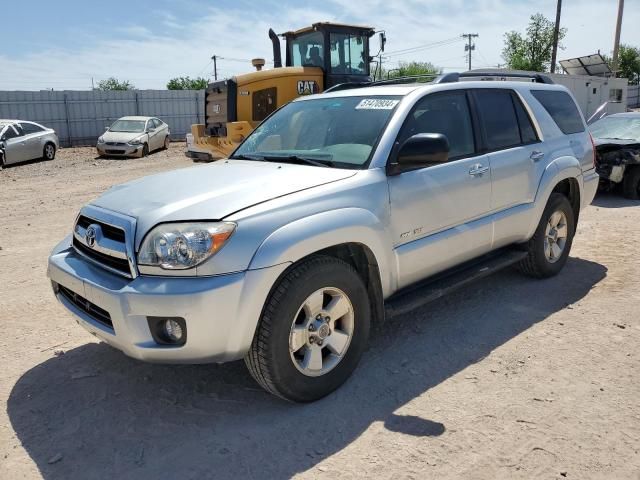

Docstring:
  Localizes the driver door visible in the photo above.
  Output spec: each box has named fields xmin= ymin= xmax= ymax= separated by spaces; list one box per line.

xmin=388 ymin=90 xmax=493 ymax=289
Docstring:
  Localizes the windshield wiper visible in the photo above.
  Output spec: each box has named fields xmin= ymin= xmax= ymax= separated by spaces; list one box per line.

xmin=260 ymin=155 xmax=335 ymax=168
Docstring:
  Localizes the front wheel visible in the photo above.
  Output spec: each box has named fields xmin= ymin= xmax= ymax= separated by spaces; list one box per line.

xmin=141 ymin=143 xmax=149 ymax=158
xmin=163 ymin=136 xmax=170 ymax=150
xmin=245 ymin=255 xmax=371 ymax=402
xmin=517 ymin=193 xmax=575 ymax=278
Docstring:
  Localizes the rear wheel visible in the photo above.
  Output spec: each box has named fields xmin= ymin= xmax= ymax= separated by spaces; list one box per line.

xmin=245 ymin=255 xmax=371 ymax=402
xmin=622 ymin=166 xmax=640 ymax=200
xmin=43 ymin=143 xmax=56 ymax=160
xmin=517 ymin=193 xmax=575 ymax=278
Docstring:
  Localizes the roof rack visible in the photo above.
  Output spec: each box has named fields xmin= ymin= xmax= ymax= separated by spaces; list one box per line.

xmin=457 ymin=71 xmax=554 ymax=84
xmin=323 ymin=70 xmax=554 ymax=94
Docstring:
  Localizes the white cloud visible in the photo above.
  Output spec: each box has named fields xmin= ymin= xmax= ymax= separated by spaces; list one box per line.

xmin=0 ymin=0 xmax=637 ymax=90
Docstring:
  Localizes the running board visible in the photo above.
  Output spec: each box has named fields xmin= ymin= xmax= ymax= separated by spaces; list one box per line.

xmin=384 ymin=248 xmax=528 ymax=318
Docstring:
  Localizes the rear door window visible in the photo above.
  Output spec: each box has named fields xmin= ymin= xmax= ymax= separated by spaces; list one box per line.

xmin=531 ymin=90 xmax=585 ymax=134
xmin=473 ymin=89 xmax=521 ymax=151
xmin=512 ymin=95 xmax=538 ymax=144
xmin=19 ymin=122 xmax=44 ymax=134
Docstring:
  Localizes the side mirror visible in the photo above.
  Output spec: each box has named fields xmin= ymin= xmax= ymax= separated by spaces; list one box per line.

xmin=387 ymin=133 xmax=449 ymax=176
xmin=0 ymin=135 xmax=6 ymax=142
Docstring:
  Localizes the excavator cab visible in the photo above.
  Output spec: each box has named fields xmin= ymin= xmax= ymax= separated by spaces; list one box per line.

xmin=187 ymin=22 xmax=378 ymax=161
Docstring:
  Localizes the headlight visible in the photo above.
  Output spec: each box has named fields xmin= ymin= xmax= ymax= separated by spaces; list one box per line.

xmin=138 ymin=222 xmax=235 ymax=270
xmin=97 ymin=136 xmax=105 ymax=144
xmin=128 ymin=136 xmax=144 ymax=145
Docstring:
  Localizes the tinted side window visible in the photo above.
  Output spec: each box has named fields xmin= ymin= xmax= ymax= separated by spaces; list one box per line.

xmin=398 ymin=91 xmax=475 ymax=159
xmin=474 ymin=90 xmax=521 ymax=150
xmin=153 ymin=119 xmax=162 ymax=128
xmin=531 ymin=90 xmax=585 ymax=134
xmin=19 ymin=122 xmax=44 ymax=134
xmin=513 ymin=96 xmax=538 ymax=144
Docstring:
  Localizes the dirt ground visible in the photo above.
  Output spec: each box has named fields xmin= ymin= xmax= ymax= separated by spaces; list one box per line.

xmin=0 ymin=145 xmax=638 ymax=480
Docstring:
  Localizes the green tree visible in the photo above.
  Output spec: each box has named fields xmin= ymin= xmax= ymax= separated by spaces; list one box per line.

xmin=502 ymin=13 xmax=566 ymax=72
xmin=384 ymin=61 xmax=441 ymax=80
xmin=615 ymin=45 xmax=640 ymax=85
xmin=96 ymin=77 xmax=135 ymax=91
xmin=166 ymin=76 xmax=209 ymax=90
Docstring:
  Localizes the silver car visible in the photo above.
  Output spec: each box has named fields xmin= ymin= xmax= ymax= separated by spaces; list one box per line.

xmin=48 ymin=75 xmax=598 ymax=402
xmin=0 ymin=120 xmax=59 ymax=168
xmin=97 ymin=116 xmax=170 ymax=158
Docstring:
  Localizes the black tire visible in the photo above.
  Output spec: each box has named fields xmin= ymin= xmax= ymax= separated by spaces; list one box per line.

xmin=245 ymin=255 xmax=371 ymax=402
xmin=517 ymin=193 xmax=575 ymax=278
xmin=141 ymin=143 xmax=149 ymax=157
xmin=43 ymin=142 xmax=56 ymax=160
xmin=622 ymin=166 xmax=640 ymax=200
xmin=163 ymin=136 xmax=170 ymax=150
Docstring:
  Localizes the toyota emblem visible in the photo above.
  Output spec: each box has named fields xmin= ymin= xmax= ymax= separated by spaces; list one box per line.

xmin=85 ymin=225 xmax=98 ymax=248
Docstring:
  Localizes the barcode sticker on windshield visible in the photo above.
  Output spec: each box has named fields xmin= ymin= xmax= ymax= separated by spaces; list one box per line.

xmin=355 ymin=99 xmax=400 ymax=110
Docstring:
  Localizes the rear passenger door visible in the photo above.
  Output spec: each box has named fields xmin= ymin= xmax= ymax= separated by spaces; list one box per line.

xmin=472 ymin=89 xmax=543 ymax=211
xmin=388 ymin=90 xmax=493 ymax=289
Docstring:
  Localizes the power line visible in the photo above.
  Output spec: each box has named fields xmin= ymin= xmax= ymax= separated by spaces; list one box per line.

xmin=384 ymin=37 xmax=464 ymax=58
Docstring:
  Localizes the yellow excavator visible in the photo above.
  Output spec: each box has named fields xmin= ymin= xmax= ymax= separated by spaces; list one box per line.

xmin=186 ymin=22 xmax=383 ymax=161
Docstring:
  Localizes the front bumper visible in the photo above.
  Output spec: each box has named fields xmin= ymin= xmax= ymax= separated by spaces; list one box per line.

xmin=47 ymin=236 xmax=289 ymax=363
xmin=97 ymin=143 xmax=143 ymax=158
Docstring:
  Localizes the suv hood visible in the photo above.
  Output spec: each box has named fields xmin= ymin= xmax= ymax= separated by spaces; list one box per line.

xmin=92 ymin=160 xmax=357 ymax=239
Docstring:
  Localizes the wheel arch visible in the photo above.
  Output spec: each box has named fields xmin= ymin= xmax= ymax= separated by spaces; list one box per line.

xmin=249 ymin=208 xmax=394 ymax=321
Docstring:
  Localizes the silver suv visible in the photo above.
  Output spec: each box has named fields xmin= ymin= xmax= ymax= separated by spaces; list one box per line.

xmin=48 ymin=75 xmax=598 ymax=402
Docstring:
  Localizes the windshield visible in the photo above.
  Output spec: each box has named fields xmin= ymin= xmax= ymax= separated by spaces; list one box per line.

xmin=290 ymin=31 xmax=325 ymax=68
xmin=590 ymin=116 xmax=640 ymax=142
xmin=233 ymin=95 xmax=401 ymax=168
xmin=110 ymin=119 xmax=146 ymax=133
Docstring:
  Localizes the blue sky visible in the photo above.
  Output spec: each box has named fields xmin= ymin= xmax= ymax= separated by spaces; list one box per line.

xmin=1 ymin=0 xmax=638 ymax=90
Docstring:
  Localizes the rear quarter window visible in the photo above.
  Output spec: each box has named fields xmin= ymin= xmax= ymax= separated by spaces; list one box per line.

xmin=531 ymin=90 xmax=585 ymax=135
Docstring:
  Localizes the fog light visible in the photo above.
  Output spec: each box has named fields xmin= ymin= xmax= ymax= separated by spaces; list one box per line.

xmin=147 ymin=316 xmax=187 ymax=346
xmin=164 ymin=319 xmax=183 ymax=342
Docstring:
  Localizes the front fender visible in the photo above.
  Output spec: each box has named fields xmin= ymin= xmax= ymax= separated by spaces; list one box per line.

xmin=526 ymin=155 xmax=582 ymax=238
xmin=248 ymin=208 xmax=395 ymax=296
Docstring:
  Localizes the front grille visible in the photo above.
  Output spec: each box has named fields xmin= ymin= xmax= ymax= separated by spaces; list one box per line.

xmin=77 ymin=215 xmax=125 ymax=242
xmin=105 ymin=149 xmax=126 ymax=154
xmin=73 ymin=238 xmax=131 ymax=275
xmin=106 ymin=142 xmax=126 ymax=146
xmin=58 ymin=284 xmax=113 ymax=329
xmin=73 ymin=215 xmax=132 ymax=277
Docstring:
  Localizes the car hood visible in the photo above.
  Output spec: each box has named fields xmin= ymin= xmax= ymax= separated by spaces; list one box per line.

xmin=92 ymin=160 xmax=357 ymax=242
xmin=101 ymin=130 xmax=146 ymax=143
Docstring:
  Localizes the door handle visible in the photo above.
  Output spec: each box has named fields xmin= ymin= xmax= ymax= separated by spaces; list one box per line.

xmin=469 ymin=164 xmax=489 ymax=176
xmin=530 ymin=150 xmax=545 ymax=161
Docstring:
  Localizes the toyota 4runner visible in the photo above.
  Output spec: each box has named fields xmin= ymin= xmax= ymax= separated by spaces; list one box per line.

xmin=48 ymin=73 xmax=599 ymax=402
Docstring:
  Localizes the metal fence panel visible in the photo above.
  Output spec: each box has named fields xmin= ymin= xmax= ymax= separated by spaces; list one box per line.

xmin=0 ymin=89 xmax=205 ymax=147
xmin=628 ymin=85 xmax=640 ymax=108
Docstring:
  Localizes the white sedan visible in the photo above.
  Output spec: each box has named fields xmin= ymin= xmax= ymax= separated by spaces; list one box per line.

xmin=97 ymin=116 xmax=170 ymax=158
xmin=0 ymin=120 xmax=59 ymax=168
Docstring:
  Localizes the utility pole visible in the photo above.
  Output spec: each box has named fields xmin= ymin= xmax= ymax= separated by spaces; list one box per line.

xmin=550 ymin=0 xmax=562 ymax=73
xmin=461 ymin=34 xmax=479 ymax=71
xmin=212 ymin=55 xmax=218 ymax=81
xmin=612 ymin=0 xmax=624 ymax=75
